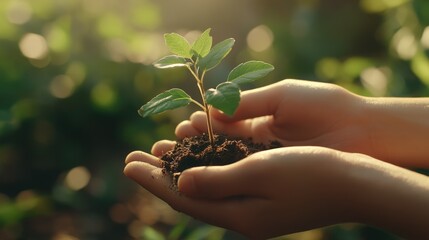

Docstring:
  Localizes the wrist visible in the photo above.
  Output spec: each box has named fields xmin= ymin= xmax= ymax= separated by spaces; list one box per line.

xmin=340 ymin=153 xmax=429 ymax=238
xmin=360 ymin=96 xmax=429 ymax=167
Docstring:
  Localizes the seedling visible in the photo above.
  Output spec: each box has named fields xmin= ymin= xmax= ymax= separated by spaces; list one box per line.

xmin=138 ymin=29 xmax=274 ymax=146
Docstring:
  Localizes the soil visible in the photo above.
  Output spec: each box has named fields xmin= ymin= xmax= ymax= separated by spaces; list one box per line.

xmin=161 ymin=133 xmax=282 ymax=186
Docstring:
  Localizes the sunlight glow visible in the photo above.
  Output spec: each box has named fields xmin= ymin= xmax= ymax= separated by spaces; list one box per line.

xmin=65 ymin=166 xmax=91 ymax=191
xmin=392 ymin=28 xmax=417 ymax=60
xmin=49 ymin=75 xmax=75 ymax=99
xmin=247 ymin=25 xmax=274 ymax=52
xmin=6 ymin=0 xmax=33 ymax=25
xmin=19 ymin=33 xmax=49 ymax=60
xmin=360 ymin=67 xmax=389 ymax=96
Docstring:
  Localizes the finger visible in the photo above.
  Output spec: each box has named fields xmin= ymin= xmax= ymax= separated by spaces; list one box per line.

xmin=212 ymin=81 xmax=285 ymax=122
xmin=124 ymin=161 xmax=185 ymax=209
xmin=151 ymin=140 xmax=176 ymax=157
xmin=124 ymin=161 xmax=245 ymax=230
xmin=124 ymin=151 xmax=162 ymax=167
xmin=187 ymin=111 xmax=253 ymax=138
xmin=175 ymin=120 xmax=202 ymax=139
xmin=177 ymin=159 xmax=263 ymax=199
xmin=124 ymin=161 xmax=169 ymax=187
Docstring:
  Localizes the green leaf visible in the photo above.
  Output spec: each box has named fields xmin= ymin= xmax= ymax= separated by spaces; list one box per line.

xmin=205 ymin=82 xmax=240 ymax=116
xmin=164 ymin=33 xmax=192 ymax=58
xmin=153 ymin=55 xmax=188 ymax=69
xmin=141 ymin=226 xmax=165 ymax=240
xmin=198 ymin=38 xmax=235 ymax=71
xmin=139 ymin=88 xmax=192 ymax=117
xmin=227 ymin=61 xmax=274 ymax=86
xmin=191 ymin=28 xmax=212 ymax=58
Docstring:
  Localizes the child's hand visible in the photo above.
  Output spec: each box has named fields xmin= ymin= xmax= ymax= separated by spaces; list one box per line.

xmin=173 ymin=79 xmax=429 ymax=168
xmin=124 ymin=145 xmax=429 ymax=239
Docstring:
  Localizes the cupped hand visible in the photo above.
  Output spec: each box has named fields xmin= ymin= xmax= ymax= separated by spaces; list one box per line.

xmin=173 ymin=79 xmax=376 ymax=159
xmin=124 ymin=145 xmax=361 ymax=239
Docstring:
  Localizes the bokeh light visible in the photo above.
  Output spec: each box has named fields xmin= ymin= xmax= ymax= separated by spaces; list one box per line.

xmin=49 ymin=75 xmax=75 ymax=99
xmin=64 ymin=166 xmax=91 ymax=191
xmin=46 ymin=25 xmax=70 ymax=54
xmin=19 ymin=33 xmax=49 ymax=60
xmin=66 ymin=62 xmax=86 ymax=86
xmin=392 ymin=27 xmax=418 ymax=60
xmin=360 ymin=67 xmax=389 ymax=96
xmin=91 ymin=83 xmax=117 ymax=110
xmin=316 ymin=58 xmax=341 ymax=80
xmin=246 ymin=25 xmax=274 ymax=52
xmin=6 ymin=0 xmax=33 ymax=25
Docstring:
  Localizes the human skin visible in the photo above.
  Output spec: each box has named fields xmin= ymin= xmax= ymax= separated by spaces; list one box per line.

xmin=124 ymin=79 xmax=429 ymax=238
xmin=174 ymin=79 xmax=429 ymax=168
xmin=124 ymin=147 xmax=429 ymax=239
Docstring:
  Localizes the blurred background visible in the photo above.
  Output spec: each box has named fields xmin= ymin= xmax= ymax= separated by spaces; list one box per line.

xmin=1 ymin=0 xmax=428 ymax=239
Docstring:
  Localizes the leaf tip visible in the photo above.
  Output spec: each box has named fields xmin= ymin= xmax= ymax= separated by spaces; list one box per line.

xmin=137 ymin=108 xmax=146 ymax=118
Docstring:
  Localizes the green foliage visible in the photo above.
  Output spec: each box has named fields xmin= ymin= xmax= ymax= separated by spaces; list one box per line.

xmin=205 ymin=82 xmax=240 ymax=116
xmin=0 ymin=0 xmax=427 ymax=239
xmin=164 ymin=33 xmax=193 ymax=58
xmin=141 ymin=226 xmax=165 ymax=240
xmin=197 ymin=38 xmax=235 ymax=71
xmin=138 ymin=88 xmax=192 ymax=117
xmin=227 ymin=61 xmax=275 ymax=87
xmin=153 ymin=55 xmax=189 ymax=68
xmin=140 ymin=29 xmax=274 ymax=145
xmin=191 ymin=28 xmax=213 ymax=58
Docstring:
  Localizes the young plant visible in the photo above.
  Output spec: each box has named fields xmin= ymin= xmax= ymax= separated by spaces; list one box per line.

xmin=138 ymin=29 xmax=274 ymax=146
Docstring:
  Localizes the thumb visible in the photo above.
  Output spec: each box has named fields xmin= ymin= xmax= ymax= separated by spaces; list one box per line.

xmin=177 ymin=163 xmax=257 ymax=199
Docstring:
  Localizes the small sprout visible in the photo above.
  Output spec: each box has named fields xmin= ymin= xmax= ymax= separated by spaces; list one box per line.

xmin=139 ymin=28 xmax=274 ymax=146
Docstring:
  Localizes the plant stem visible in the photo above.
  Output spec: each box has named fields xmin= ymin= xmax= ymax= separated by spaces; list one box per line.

xmin=187 ymin=65 xmax=215 ymax=146
xmin=196 ymin=81 xmax=215 ymax=146
xmin=199 ymin=70 xmax=215 ymax=145
xmin=205 ymin=104 xmax=216 ymax=146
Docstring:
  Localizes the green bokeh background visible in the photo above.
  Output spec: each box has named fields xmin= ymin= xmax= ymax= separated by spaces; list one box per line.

xmin=1 ymin=0 xmax=428 ymax=239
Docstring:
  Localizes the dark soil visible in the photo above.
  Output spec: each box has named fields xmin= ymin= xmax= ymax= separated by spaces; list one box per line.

xmin=161 ymin=133 xmax=282 ymax=185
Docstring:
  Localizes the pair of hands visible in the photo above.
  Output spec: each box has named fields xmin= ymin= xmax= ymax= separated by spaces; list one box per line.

xmin=124 ymin=79 xmax=429 ymax=239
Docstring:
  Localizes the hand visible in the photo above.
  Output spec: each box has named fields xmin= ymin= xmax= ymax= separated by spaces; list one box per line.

xmin=174 ymin=79 xmax=429 ymax=168
xmin=175 ymin=79 xmax=375 ymax=159
xmin=125 ymin=146 xmax=357 ymax=239
xmin=125 ymin=79 xmax=429 ymax=238
xmin=124 ymin=146 xmax=429 ymax=239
